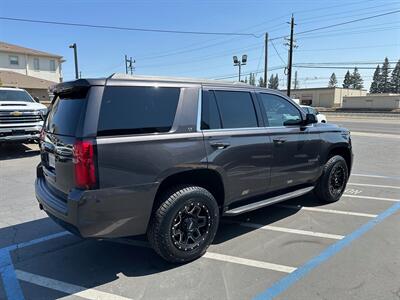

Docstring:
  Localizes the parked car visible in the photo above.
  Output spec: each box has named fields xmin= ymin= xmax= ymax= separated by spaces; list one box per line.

xmin=300 ymin=105 xmax=327 ymax=123
xmin=0 ymin=87 xmax=47 ymax=143
xmin=35 ymin=74 xmax=353 ymax=263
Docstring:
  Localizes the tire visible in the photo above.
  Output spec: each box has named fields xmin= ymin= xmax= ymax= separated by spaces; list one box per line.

xmin=147 ymin=185 xmax=219 ymax=263
xmin=315 ymin=155 xmax=348 ymax=203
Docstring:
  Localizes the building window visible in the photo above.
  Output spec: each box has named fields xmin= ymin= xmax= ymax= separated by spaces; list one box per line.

xmin=9 ymin=55 xmax=19 ymax=65
xmin=33 ymin=58 xmax=40 ymax=70
xmin=49 ymin=60 xmax=56 ymax=72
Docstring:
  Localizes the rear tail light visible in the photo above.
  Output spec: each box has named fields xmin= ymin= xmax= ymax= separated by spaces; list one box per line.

xmin=73 ymin=140 xmax=97 ymax=189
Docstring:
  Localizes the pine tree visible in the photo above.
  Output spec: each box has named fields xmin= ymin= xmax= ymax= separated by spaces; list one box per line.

xmin=390 ymin=59 xmax=400 ymax=93
xmin=343 ymin=70 xmax=352 ymax=88
xmin=328 ymin=73 xmax=337 ymax=87
xmin=258 ymin=76 xmax=265 ymax=87
xmin=370 ymin=65 xmax=381 ymax=93
xmin=381 ymin=57 xmax=391 ymax=93
xmin=273 ymin=74 xmax=279 ymax=89
xmin=268 ymin=74 xmax=275 ymax=89
xmin=351 ymin=67 xmax=363 ymax=89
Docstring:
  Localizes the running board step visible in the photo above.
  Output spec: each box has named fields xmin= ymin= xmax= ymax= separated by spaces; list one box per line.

xmin=224 ymin=186 xmax=315 ymax=216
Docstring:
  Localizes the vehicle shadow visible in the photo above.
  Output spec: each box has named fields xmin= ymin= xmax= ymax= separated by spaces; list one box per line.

xmin=0 ymin=143 xmax=40 ymax=161
xmin=1 ymin=194 xmax=322 ymax=299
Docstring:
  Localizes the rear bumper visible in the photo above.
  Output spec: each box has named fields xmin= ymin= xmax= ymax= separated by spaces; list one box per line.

xmin=0 ymin=125 xmax=42 ymax=142
xmin=35 ymin=164 xmax=158 ymax=238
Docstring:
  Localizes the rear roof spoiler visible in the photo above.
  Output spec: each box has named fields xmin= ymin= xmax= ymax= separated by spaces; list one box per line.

xmin=50 ymin=78 xmax=106 ymax=95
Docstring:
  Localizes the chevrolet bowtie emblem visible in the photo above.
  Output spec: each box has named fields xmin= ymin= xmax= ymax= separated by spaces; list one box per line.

xmin=10 ymin=111 xmax=23 ymax=116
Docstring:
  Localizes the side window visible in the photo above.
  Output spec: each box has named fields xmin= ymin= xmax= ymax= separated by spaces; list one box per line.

xmin=214 ymin=91 xmax=258 ymax=129
xmin=98 ymin=86 xmax=180 ymax=136
xmin=201 ymin=91 xmax=221 ymax=130
xmin=259 ymin=93 xmax=302 ymax=127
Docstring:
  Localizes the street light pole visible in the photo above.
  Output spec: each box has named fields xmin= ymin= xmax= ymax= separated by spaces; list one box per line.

xmin=233 ymin=55 xmax=247 ymax=82
xmin=69 ymin=43 xmax=79 ymax=79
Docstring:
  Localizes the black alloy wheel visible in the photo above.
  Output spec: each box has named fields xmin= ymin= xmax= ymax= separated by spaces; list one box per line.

xmin=171 ymin=202 xmax=211 ymax=251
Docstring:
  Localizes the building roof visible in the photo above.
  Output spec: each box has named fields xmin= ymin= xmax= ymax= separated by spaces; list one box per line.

xmin=0 ymin=71 xmax=57 ymax=89
xmin=0 ymin=41 xmax=63 ymax=59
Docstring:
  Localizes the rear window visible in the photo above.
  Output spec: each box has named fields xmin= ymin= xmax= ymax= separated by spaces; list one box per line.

xmin=98 ymin=86 xmax=180 ymax=136
xmin=45 ymin=97 xmax=87 ymax=136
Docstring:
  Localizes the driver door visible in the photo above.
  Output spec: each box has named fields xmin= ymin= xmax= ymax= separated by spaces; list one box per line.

xmin=257 ymin=92 xmax=321 ymax=190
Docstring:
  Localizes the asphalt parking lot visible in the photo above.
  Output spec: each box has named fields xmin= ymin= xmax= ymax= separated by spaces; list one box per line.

xmin=0 ymin=116 xmax=399 ymax=300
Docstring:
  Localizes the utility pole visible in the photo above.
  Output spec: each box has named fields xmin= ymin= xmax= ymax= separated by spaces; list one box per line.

xmin=125 ymin=55 xmax=128 ymax=74
xmin=294 ymin=70 xmax=298 ymax=89
xmin=69 ymin=43 xmax=79 ymax=79
xmin=286 ymin=15 xmax=295 ymax=97
xmin=264 ymin=32 xmax=268 ymax=87
xmin=125 ymin=55 xmax=135 ymax=75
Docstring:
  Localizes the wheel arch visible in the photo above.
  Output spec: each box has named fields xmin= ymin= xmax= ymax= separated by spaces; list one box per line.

xmin=326 ymin=145 xmax=352 ymax=175
xmin=153 ymin=169 xmax=225 ymax=212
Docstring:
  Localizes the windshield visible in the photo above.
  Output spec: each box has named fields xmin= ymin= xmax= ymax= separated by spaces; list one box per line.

xmin=0 ymin=90 xmax=34 ymax=102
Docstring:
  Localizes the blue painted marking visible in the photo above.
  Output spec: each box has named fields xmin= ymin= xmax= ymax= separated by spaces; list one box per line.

xmin=0 ymin=250 xmax=25 ymax=300
xmin=0 ymin=231 xmax=70 ymax=300
xmin=3 ymin=231 xmax=70 ymax=252
xmin=254 ymin=201 xmax=400 ymax=300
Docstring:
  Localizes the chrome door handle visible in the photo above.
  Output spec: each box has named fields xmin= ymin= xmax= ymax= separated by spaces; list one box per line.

xmin=273 ymin=138 xmax=287 ymax=144
xmin=210 ymin=141 xmax=230 ymax=149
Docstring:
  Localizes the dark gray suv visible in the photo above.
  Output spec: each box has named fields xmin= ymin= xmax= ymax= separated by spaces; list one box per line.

xmin=35 ymin=74 xmax=353 ymax=262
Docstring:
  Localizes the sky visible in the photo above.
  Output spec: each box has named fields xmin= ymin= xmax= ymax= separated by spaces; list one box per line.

xmin=0 ymin=0 xmax=399 ymax=89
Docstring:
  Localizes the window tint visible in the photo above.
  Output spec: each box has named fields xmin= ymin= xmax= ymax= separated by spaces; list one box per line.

xmin=98 ymin=86 xmax=180 ymax=136
xmin=201 ymin=91 xmax=221 ymax=130
xmin=214 ymin=91 xmax=258 ymax=129
xmin=45 ymin=97 xmax=87 ymax=136
xmin=259 ymin=93 xmax=302 ymax=127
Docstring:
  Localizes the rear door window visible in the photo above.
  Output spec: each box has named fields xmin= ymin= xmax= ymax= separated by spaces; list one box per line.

xmin=45 ymin=97 xmax=87 ymax=136
xmin=213 ymin=90 xmax=258 ymax=129
xmin=98 ymin=86 xmax=180 ymax=136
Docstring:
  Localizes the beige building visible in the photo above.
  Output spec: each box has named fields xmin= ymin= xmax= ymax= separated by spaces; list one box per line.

xmin=289 ymin=87 xmax=367 ymax=108
xmin=343 ymin=94 xmax=400 ymax=110
xmin=0 ymin=41 xmax=64 ymax=83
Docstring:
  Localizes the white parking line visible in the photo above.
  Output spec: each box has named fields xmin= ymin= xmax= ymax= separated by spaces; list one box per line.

xmin=347 ymin=182 xmax=400 ymax=190
xmin=203 ymin=252 xmax=296 ymax=273
xmin=225 ymin=221 xmax=344 ymax=240
xmin=111 ymin=238 xmax=295 ymax=272
xmin=342 ymin=194 xmax=400 ymax=202
xmin=352 ymin=173 xmax=400 ymax=180
xmin=276 ymin=204 xmax=377 ymax=218
xmin=15 ymin=270 xmax=131 ymax=300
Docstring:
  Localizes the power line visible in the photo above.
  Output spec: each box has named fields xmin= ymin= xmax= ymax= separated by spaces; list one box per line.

xmin=212 ymin=66 xmax=286 ymax=80
xmin=268 ymin=9 xmax=400 ymax=41
xmin=270 ymin=40 xmax=286 ymax=65
xmin=295 ymin=9 xmax=400 ymax=36
xmin=294 ymin=65 xmax=394 ymax=70
xmin=0 ymin=16 xmax=261 ymax=37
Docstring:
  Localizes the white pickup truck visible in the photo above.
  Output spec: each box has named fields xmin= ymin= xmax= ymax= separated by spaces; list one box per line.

xmin=0 ymin=87 xmax=47 ymax=143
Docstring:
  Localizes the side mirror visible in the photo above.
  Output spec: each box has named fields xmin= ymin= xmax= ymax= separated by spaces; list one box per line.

xmin=305 ymin=113 xmax=317 ymax=125
xmin=33 ymin=96 xmax=40 ymax=103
